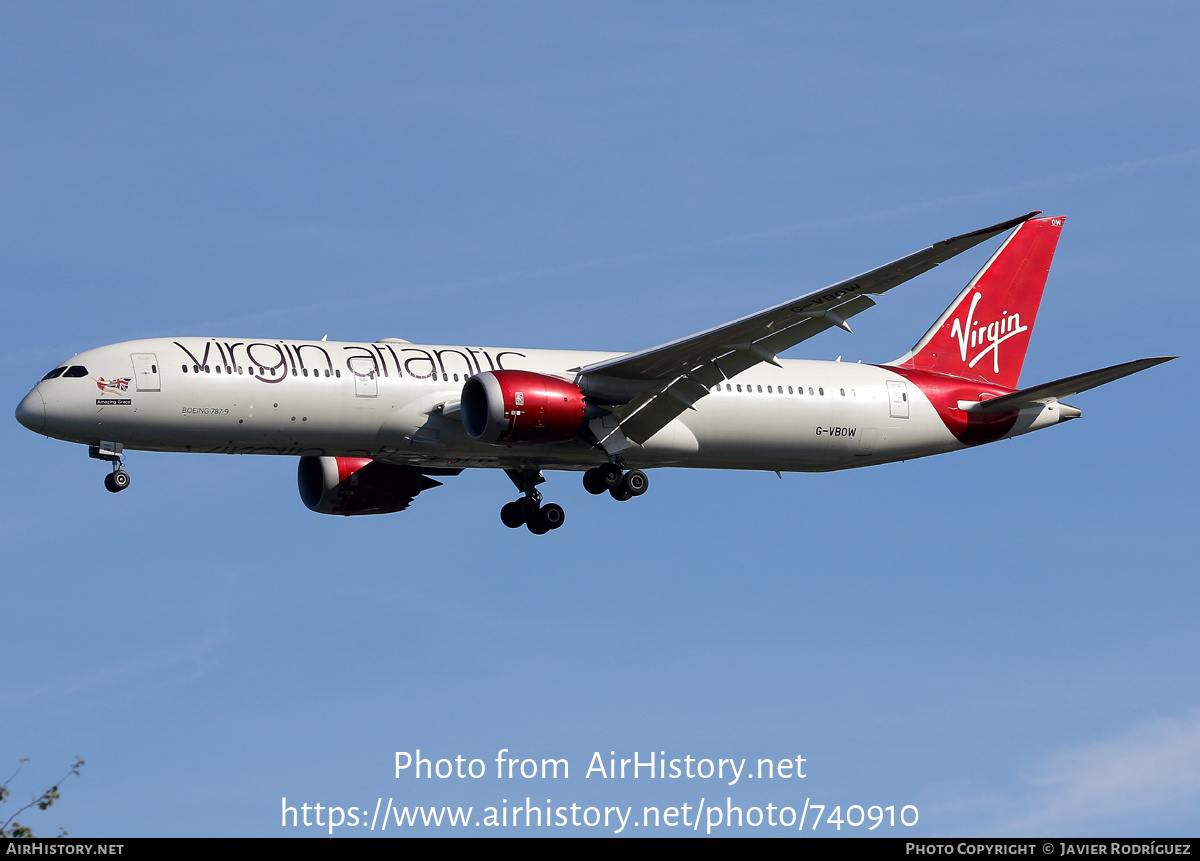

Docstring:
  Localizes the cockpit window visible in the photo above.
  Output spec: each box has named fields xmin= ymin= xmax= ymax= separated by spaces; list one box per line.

xmin=62 ymin=366 xmax=89 ymax=378
xmin=41 ymin=367 xmax=67 ymax=380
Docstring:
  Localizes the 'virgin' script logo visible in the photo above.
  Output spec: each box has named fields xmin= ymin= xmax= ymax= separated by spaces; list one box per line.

xmin=949 ymin=293 xmax=1028 ymax=375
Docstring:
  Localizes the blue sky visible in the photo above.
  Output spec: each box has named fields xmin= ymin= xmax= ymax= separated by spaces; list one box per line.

xmin=3 ymin=2 xmax=1198 ymax=837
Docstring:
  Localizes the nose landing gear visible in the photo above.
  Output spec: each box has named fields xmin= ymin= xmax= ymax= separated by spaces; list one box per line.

xmin=103 ymin=469 xmax=130 ymax=493
xmin=90 ymin=441 xmax=130 ymax=493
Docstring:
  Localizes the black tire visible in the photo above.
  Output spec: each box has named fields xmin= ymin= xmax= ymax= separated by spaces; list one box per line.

xmin=500 ymin=500 xmax=526 ymax=528
xmin=609 ymin=486 xmax=633 ymax=502
xmin=600 ymin=462 xmax=623 ymax=489
xmin=621 ymin=469 xmax=648 ymax=496
xmin=526 ymin=514 xmax=551 ymax=535
xmin=540 ymin=503 xmax=565 ymax=530
xmin=582 ymin=468 xmax=607 ymax=495
xmin=111 ymin=469 xmax=130 ymax=490
xmin=104 ymin=473 xmax=119 ymax=493
xmin=517 ymin=497 xmax=539 ymax=521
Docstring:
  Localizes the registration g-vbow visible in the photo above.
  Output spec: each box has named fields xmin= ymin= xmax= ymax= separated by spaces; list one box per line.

xmin=16 ymin=214 xmax=1175 ymax=534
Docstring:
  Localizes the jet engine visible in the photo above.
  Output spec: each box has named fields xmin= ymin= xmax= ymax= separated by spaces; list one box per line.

xmin=461 ymin=370 xmax=586 ymax=445
xmin=297 ymin=456 xmax=446 ymax=515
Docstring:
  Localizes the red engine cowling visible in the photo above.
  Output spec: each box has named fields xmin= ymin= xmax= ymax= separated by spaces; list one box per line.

xmin=297 ymin=456 xmax=444 ymax=515
xmin=461 ymin=370 xmax=586 ymax=445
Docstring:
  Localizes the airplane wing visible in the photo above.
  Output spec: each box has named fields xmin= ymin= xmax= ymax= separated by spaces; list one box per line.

xmin=960 ymin=356 xmax=1177 ymax=414
xmin=577 ymin=211 xmax=1042 ymax=449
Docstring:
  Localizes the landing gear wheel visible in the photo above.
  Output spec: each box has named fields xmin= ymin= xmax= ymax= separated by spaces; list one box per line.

xmin=526 ymin=512 xmax=551 ymax=535
xmin=517 ymin=497 xmax=539 ymax=522
xmin=621 ymin=469 xmax=648 ymax=496
xmin=609 ymin=486 xmax=633 ymax=502
xmin=500 ymin=500 xmax=527 ymax=528
xmin=582 ymin=467 xmax=607 ymax=495
xmin=599 ymin=462 xmax=623 ymax=490
xmin=105 ymin=469 xmax=130 ymax=493
xmin=539 ymin=503 xmax=565 ymax=530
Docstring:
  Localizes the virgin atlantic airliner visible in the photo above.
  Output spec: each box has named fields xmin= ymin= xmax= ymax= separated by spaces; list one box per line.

xmin=15 ymin=213 xmax=1174 ymax=533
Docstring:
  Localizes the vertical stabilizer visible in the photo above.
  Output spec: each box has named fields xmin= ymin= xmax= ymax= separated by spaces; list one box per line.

xmin=891 ymin=216 xmax=1064 ymax=389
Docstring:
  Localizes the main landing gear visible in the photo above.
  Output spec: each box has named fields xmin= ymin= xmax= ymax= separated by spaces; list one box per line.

xmin=500 ymin=463 xmax=649 ymax=535
xmin=582 ymin=463 xmax=648 ymax=502
xmin=501 ymin=468 xmax=565 ymax=535
xmin=89 ymin=441 xmax=130 ymax=494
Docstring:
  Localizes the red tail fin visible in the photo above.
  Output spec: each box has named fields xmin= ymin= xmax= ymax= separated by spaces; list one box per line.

xmin=893 ymin=215 xmax=1064 ymax=389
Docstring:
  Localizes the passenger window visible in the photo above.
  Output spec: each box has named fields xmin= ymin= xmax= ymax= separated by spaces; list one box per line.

xmin=151 ymin=365 xmax=157 ymax=373
xmin=757 ymin=385 xmax=762 ymax=393
xmin=788 ymin=386 xmax=793 ymax=394
xmin=303 ymin=369 xmax=309 ymax=377
xmin=819 ymin=388 xmax=824 ymax=395
xmin=325 ymin=369 xmax=330 ymax=377
xmin=335 ymin=370 xmax=341 ymax=378
xmin=840 ymin=388 xmax=845 ymax=396
xmin=808 ymin=387 xmax=813 ymax=395
xmin=736 ymin=384 xmax=742 ymax=392
xmin=182 ymin=365 xmax=188 ymax=373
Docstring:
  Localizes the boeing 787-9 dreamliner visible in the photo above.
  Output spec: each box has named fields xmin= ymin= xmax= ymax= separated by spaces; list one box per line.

xmin=15 ymin=213 xmax=1175 ymax=534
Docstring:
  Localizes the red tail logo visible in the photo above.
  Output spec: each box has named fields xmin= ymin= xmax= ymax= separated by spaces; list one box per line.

xmin=896 ymin=216 xmax=1063 ymax=389
xmin=948 ymin=291 xmax=1030 ymax=377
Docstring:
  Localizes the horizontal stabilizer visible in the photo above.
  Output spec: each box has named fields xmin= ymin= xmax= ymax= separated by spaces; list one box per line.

xmin=961 ymin=356 xmax=1177 ymax=413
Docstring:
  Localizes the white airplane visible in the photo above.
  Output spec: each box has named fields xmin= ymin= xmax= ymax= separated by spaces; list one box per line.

xmin=15 ymin=213 xmax=1174 ymax=534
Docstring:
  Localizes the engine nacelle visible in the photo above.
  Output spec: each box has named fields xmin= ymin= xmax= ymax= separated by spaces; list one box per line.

xmin=461 ymin=370 xmax=587 ymax=445
xmin=297 ymin=456 xmax=442 ymax=515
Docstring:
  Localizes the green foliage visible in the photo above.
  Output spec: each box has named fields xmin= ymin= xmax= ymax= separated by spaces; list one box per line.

xmin=1 ymin=757 xmax=85 ymax=838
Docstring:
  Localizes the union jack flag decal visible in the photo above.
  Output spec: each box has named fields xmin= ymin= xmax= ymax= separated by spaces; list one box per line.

xmin=96 ymin=377 xmax=131 ymax=394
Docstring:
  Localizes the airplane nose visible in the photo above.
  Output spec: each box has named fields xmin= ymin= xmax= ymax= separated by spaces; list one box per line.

xmin=15 ymin=388 xmax=45 ymax=433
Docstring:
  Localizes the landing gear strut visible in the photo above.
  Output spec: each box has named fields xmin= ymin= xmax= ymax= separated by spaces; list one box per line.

xmin=90 ymin=441 xmax=130 ymax=494
xmin=583 ymin=463 xmax=648 ymax=502
xmin=501 ymin=468 xmax=565 ymax=534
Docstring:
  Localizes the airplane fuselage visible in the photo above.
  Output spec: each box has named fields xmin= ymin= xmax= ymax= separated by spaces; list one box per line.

xmin=18 ymin=336 xmax=1069 ymax=474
